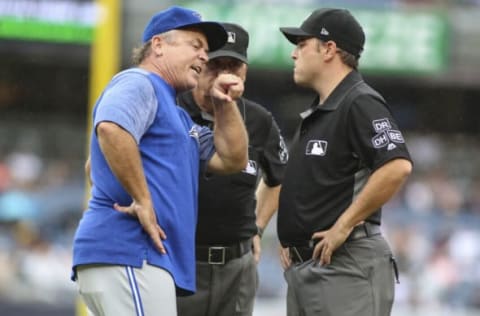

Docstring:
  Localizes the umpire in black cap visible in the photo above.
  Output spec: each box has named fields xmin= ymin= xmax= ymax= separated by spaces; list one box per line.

xmin=176 ymin=22 xmax=288 ymax=316
xmin=277 ymin=8 xmax=412 ymax=316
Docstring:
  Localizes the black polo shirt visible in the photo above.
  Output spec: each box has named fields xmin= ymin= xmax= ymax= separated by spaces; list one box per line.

xmin=277 ymin=71 xmax=411 ymax=246
xmin=178 ymin=92 xmax=288 ymax=244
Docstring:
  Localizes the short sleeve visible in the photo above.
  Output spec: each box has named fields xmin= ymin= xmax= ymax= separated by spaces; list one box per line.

xmin=94 ymin=71 xmax=157 ymax=143
xmin=347 ymin=94 xmax=411 ymax=171
xmin=197 ymin=124 xmax=215 ymax=172
xmin=260 ymin=118 xmax=289 ymax=187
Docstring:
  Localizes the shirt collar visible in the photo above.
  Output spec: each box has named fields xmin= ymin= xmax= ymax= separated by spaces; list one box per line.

xmin=300 ymin=70 xmax=364 ymax=119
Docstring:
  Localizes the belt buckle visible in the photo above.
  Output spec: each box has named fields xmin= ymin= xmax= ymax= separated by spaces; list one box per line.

xmin=208 ymin=247 xmax=226 ymax=265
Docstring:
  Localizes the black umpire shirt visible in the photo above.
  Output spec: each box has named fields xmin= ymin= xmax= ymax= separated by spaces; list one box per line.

xmin=278 ymin=71 xmax=412 ymax=247
xmin=178 ymin=92 xmax=288 ymax=244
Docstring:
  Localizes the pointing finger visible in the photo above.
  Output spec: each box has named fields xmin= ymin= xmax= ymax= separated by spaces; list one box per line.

xmin=221 ymin=82 xmax=238 ymax=95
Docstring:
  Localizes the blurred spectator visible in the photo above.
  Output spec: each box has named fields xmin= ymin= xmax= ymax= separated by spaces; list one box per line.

xmin=5 ymin=151 xmax=43 ymax=188
xmin=1 ymin=123 xmax=480 ymax=313
xmin=0 ymin=160 xmax=11 ymax=192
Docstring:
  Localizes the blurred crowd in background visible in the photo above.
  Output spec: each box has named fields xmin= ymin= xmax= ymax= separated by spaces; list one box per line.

xmin=1 ymin=126 xmax=480 ymax=314
xmin=0 ymin=121 xmax=85 ymax=306
xmin=1 ymin=0 xmax=480 ymax=315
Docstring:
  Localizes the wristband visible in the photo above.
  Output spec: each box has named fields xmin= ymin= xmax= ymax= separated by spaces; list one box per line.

xmin=256 ymin=225 xmax=264 ymax=238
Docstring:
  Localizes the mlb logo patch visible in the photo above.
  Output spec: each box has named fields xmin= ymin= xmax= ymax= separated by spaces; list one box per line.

xmin=306 ymin=140 xmax=327 ymax=156
xmin=243 ymin=160 xmax=258 ymax=175
xmin=227 ymin=31 xmax=236 ymax=43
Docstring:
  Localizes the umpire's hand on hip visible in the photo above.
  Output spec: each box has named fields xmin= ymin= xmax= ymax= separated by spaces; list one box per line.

xmin=311 ymin=224 xmax=352 ymax=266
xmin=279 ymin=246 xmax=292 ymax=270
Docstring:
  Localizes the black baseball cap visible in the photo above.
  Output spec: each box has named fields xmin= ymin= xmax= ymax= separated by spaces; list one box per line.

xmin=142 ymin=6 xmax=227 ymax=51
xmin=208 ymin=23 xmax=249 ymax=64
xmin=280 ymin=8 xmax=365 ymax=58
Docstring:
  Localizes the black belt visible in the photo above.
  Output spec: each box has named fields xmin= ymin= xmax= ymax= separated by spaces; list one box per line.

xmin=196 ymin=239 xmax=252 ymax=265
xmin=288 ymin=222 xmax=381 ymax=264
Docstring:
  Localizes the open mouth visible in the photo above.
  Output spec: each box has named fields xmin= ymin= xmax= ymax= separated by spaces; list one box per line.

xmin=191 ymin=65 xmax=202 ymax=74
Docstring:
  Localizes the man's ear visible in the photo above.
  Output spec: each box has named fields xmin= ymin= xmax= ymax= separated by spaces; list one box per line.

xmin=324 ymin=40 xmax=337 ymax=60
xmin=150 ymin=36 xmax=164 ymax=56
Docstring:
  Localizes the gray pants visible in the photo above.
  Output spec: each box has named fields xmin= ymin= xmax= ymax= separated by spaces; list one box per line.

xmin=177 ymin=251 xmax=258 ymax=316
xmin=77 ymin=262 xmax=176 ymax=316
xmin=285 ymin=235 xmax=396 ymax=316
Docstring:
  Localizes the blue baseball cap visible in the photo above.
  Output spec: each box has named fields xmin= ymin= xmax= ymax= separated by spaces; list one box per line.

xmin=142 ymin=6 xmax=228 ymax=52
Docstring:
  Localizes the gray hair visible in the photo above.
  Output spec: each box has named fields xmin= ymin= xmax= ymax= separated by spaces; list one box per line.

xmin=131 ymin=31 xmax=177 ymax=65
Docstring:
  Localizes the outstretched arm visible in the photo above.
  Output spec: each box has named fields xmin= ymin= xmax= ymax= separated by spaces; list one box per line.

xmin=206 ymin=73 xmax=248 ymax=174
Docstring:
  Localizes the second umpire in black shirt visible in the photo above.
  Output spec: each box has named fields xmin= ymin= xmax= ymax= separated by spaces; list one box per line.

xmin=277 ymin=8 xmax=413 ymax=316
xmin=176 ymin=23 xmax=288 ymax=316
